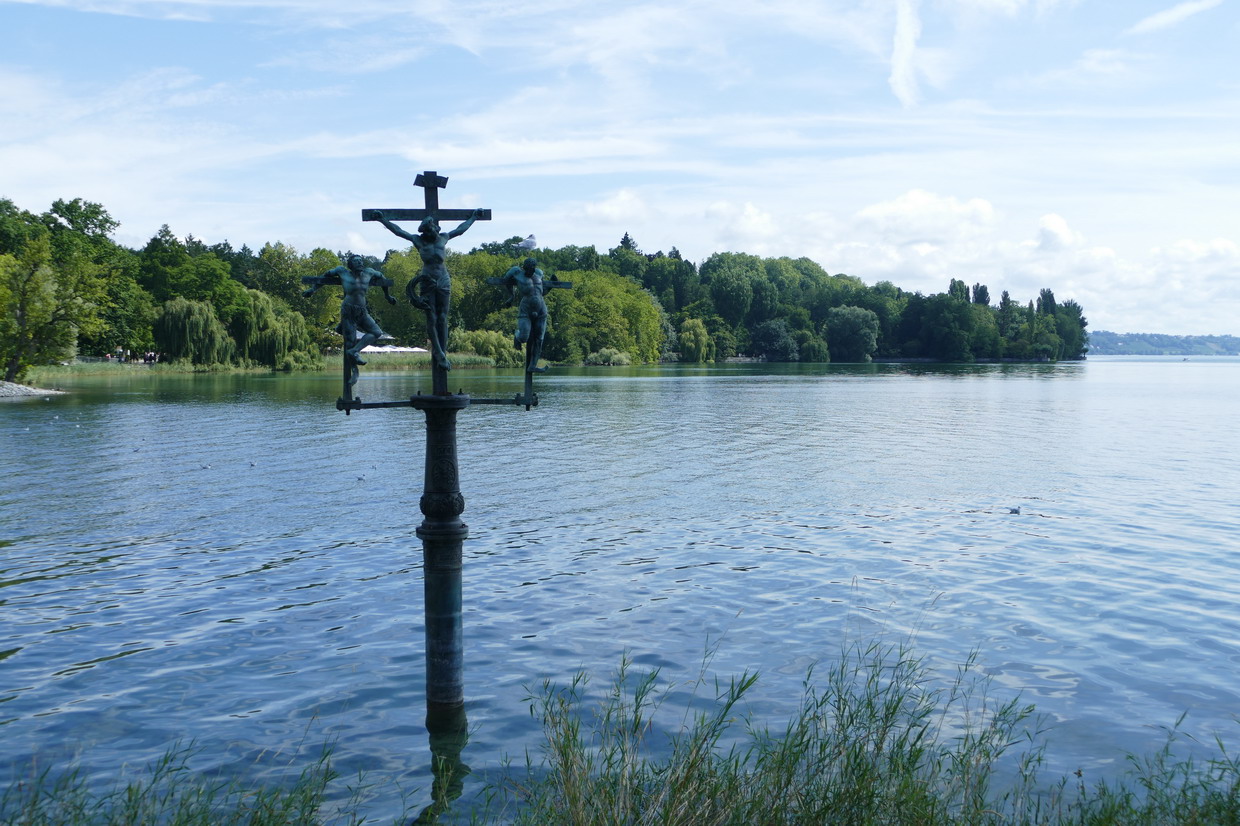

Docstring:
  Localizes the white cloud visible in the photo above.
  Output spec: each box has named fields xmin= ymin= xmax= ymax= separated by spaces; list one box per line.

xmin=704 ymin=201 xmax=778 ymax=252
xmin=1035 ymin=213 xmax=1083 ymax=251
xmin=1123 ymin=0 xmax=1224 ymax=36
xmin=889 ymin=0 xmax=923 ymax=105
xmin=855 ymin=189 xmax=997 ymax=244
xmin=584 ymin=189 xmax=651 ymax=224
xmin=1021 ymin=48 xmax=1146 ymax=88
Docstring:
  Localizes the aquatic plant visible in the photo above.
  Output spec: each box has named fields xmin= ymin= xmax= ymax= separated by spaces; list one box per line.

xmin=489 ymin=643 xmax=1240 ymax=826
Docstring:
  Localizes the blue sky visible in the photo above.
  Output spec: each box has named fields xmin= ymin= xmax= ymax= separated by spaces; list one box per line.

xmin=2 ymin=0 xmax=1237 ymax=334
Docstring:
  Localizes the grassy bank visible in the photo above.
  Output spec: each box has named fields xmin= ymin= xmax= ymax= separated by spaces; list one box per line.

xmin=24 ymin=352 xmax=500 ymax=384
xmin=6 ymin=644 xmax=1239 ymax=824
xmin=332 ymin=352 xmax=496 ymax=371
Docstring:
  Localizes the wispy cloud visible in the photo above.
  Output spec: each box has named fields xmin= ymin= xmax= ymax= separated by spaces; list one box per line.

xmin=2 ymin=0 xmax=1237 ymax=333
xmin=889 ymin=0 xmax=922 ymax=105
xmin=1019 ymin=48 xmax=1146 ymax=88
xmin=1123 ymin=0 xmax=1224 ymax=36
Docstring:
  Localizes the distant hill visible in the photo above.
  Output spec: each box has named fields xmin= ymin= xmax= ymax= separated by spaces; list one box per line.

xmin=1089 ymin=331 xmax=1240 ymax=356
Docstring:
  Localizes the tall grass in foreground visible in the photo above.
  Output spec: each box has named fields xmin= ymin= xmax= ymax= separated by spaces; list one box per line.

xmin=0 ymin=744 xmax=407 ymax=826
xmin=493 ymin=642 xmax=1240 ymax=825
xmin=6 ymin=644 xmax=1239 ymax=824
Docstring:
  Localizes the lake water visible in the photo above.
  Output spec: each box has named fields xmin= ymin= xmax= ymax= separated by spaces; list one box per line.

xmin=2 ymin=357 xmax=1239 ymax=819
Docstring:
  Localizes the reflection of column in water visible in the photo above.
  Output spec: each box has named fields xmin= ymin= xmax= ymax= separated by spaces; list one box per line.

xmin=413 ymin=703 xmax=470 ymax=825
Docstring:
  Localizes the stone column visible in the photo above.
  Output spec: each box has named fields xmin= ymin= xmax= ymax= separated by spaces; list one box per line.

xmin=413 ymin=392 xmax=470 ymax=709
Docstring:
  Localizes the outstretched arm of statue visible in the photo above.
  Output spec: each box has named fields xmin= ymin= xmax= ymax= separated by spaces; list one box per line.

xmin=369 ymin=269 xmax=395 ymax=289
xmin=373 ymin=211 xmax=420 ymax=245
xmin=445 ymin=208 xmax=485 ymax=240
xmin=301 ymin=269 xmax=342 ymax=296
xmin=501 ymin=267 xmax=519 ymax=305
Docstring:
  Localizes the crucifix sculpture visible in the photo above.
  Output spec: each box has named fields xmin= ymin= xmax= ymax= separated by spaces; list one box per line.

xmin=364 ymin=172 xmax=491 ymax=395
xmin=309 ymin=172 xmax=576 ymax=818
xmin=312 ymin=173 xmax=567 ymax=719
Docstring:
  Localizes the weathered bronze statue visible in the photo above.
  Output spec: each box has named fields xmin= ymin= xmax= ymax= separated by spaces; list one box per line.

xmin=301 ymin=254 xmax=397 ymax=369
xmin=371 ymin=209 xmax=484 ymax=371
xmin=500 ymin=258 xmax=559 ymax=373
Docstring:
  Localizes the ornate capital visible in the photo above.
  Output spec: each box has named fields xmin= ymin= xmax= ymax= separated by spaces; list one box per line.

xmin=421 ymin=491 xmax=466 ymax=520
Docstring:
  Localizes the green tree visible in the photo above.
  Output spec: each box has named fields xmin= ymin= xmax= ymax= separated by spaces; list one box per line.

xmin=750 ymin=319 xmax=799 ymax=362
xmin=678 ymin=317 xmax=714 ymax=363
xmin=1055 ymin=299 xmax=1089 ymax=359
xmin=223 ymin=288 xmax=317 ymax=369
xmin=996 ymin=290 xmax=1022 ymax=340
xmin=544 ymin=269 xmax=665 ymax=364
xmin=607 ymin=245 xmax=647 ymax=283
xmin=763 ymin=258 xmax=804 ymax=305
xmin=702 ymin=256 xmax=755 ymax=327
xmin=0 ymin=199 xmax=42 ymax=257
xmin=798 ymin=333 xmax=830 ymax=363
xmin=920 ymin=294 xmax=973 ymax=361
xmin=948 ymin=278 xmax=970 ymax=302
xmin=153 ymin=297 xmax=235 ymax=365
xmin=1029 ymin=312 xmax=1062 ymax=360
xmin=851 ymin=281 xmax=906 ymax=357
xmin=252 ymin=242 xmax=304 ymax=304
xmin=79 ymin=263 xmax=155 ymax=356
xmin=532 ymin=244 xmax=601 ymax=273
xmin=746 ymin=276 xmax=779 ymax=327
xmin=137 ymin=225 xmax=244 ymax=318
xmin=1037 ymin=288 xmax=1057 ymax=316
xmin=823 ymin=306 xmax=879 ymax=363
xmin=448 ymin=328 xmax=523 ymax=367
xmin=967 ymin=302 xmax=1001 ymax=360
xmin=1 ymin=234 xmax=108 ymax=382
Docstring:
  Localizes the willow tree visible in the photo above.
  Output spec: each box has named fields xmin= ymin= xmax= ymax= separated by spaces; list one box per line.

xmin=228 ymin=288 xmax=317 ymax=368
xmin=678 ymin=317 xmax=714 ymax=363
xmin=154 ymin=297 xmax=235 ymax=365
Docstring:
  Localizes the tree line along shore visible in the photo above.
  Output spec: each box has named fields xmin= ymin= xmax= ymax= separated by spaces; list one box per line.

xmin=3 ymin=197 xmax=1088 ymax=385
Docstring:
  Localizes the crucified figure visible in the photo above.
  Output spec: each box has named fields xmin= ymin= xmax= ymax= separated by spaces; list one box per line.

xmin=372 ymin=209 xmax=483 ymax=371
xmin=501 ymin=258 xmax=557 ymax=373
xmin=302 ymin=254 xmax=396 ymax=367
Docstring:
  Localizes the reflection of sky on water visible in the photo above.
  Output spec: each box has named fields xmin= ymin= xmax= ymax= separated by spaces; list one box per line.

xmin=2 ymin=358 xmax=1238 ymax=820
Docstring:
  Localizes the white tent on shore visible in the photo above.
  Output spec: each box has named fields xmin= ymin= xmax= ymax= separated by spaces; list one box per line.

xmin=359 ymin=344 xmax=428 ymax=353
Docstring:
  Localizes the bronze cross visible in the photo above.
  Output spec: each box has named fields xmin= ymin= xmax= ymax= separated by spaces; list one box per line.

xmin=361 ymin=170 xmax=492 ymax=224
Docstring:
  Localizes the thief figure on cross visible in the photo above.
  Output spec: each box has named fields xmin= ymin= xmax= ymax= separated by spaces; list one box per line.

xmin=499 ymin=257 xmax=566 ymax=373
xmin=301 ymin=254 xmax=396 ymax=384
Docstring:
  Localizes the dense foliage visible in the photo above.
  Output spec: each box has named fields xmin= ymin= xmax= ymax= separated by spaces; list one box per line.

xmin=1 ymin=196 xmax=1089 ymax=382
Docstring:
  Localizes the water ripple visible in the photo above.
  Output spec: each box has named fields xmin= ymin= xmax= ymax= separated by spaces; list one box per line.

xmin=2 ymin=361 xmax=1239 ymax=819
